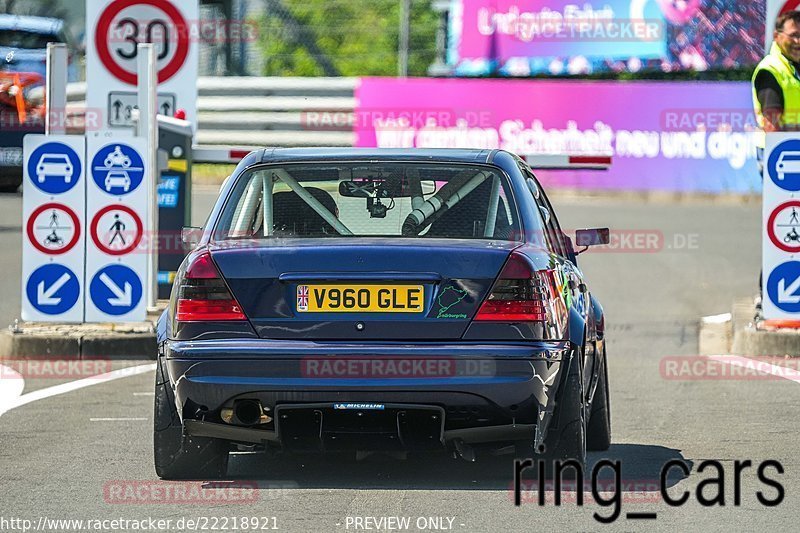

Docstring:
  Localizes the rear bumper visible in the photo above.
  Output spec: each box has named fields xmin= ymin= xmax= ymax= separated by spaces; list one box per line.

xmin=185 ymin=418 xmax=538 ymax=448
xmin=164 ymin=338 xmax=571 ymax=448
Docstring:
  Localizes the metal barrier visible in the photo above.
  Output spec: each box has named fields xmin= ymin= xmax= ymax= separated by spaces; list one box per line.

xmin=65 ymin=77 xmax=357 ymax=150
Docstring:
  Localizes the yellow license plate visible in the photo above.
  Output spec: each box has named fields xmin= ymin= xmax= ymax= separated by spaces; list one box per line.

xmin=296 ymin=285 xmax=424 ymax=313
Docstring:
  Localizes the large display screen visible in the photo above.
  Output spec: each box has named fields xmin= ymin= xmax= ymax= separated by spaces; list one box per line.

xmin=355 ymin=77 xmax=760 ymax=193
xmin=448 ymin=0 xmax=766 ymax=75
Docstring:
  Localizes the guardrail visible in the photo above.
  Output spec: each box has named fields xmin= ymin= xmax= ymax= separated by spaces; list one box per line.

xmin=63 ymin=77 xmax=358 ymax=150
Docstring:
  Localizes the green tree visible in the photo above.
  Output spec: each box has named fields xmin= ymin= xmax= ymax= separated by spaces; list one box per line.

xmin=258 ymin=0 xmax=438 ymax=77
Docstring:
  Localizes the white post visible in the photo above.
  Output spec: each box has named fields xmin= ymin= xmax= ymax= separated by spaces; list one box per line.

xmin=45 ymin=43 xmax=68 ymax=135
xmin=398 ymin=0 xmax=410 ymax=77
xmin=137 ymin=43 xmax=159 ymax=311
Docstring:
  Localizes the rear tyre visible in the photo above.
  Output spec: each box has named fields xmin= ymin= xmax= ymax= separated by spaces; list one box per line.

xmin=587 ymin=349 xmax=611 ymax=451
xmin=539 ymin=348 xmax=587 ymax=476
xmin=153 ymin=356 xmax=229 ymax=480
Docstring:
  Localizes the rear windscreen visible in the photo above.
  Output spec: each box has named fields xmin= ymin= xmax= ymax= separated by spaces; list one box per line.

xmin=214 ymin=163 xmax=521 ymax=241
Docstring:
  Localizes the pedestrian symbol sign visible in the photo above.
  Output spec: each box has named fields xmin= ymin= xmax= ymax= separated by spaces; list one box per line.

xmin=89 ymin=264 xmax=143 ymax=317
xmin=26 ymin=203 xmax=81 ymax=255
xmin=25 ymin=264 xmax=81 ymax=316
xmin=90 ymin=204 xmax=143 ymax=256
xmin=767 ymin=200 xmax=800 ymax=254
xmin=91 ymin=143 xmax=144 ymax=195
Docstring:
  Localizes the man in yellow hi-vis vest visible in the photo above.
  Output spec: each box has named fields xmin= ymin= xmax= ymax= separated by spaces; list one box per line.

xmin=753 ymin=11 xmax=800 ymax=174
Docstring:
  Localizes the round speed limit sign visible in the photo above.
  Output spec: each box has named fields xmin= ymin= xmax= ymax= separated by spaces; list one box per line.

xmin=94 ymin=0 xmax=190 ymax=85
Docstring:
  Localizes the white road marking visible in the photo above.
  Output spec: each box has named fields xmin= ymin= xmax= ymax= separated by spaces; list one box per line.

xmin=90 ymin=417 xmax=147 ymax=422
xmin=0 ymin=363 xmax=155 ymax=418
xmin=132 ymin=391 xmax=154 ymax=396
xmin=707 ymin=354 xmax=800 ymax=385
xmin=0 ymin=365 xmax=25 ymax=414
xmin=701 ymin=313 xmax=732 ymax=324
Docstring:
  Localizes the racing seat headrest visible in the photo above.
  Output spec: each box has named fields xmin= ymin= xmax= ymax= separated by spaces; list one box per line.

xmin=272 ymin=186 xmax=338 ymax=237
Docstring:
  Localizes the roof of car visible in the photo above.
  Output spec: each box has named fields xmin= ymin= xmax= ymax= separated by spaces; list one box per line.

xmin=259 ymin=147 xmax=506 ymax=164
xmin=0 ymin=15 xmax=64 ymax=34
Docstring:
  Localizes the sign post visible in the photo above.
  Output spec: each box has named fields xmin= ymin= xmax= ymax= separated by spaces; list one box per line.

xmin=763 ymin=133 xmax=800 ymax=320
xmin=45 ymin=43 xmax=68 ymax=136
xmin=22 ymin=135 xmax=86 ymax=322
xmin=85 ymin=0 xmax=198 ymax=130
xmin=137 ymin=43 xmax=159 ymax=310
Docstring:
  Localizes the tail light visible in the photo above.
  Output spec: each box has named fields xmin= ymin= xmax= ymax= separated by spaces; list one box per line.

xmin=475 ymin=252 xmax=561 ymax=323
xmin=175 ymin=252 xmax=246 ymax=321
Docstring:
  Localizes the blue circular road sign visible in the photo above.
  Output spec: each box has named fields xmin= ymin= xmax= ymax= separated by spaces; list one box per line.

xmin=26 ymin=142 xmax=82 ymax=194
xmin=25 ymin=263 xmax=80 ymax=315
xmin=89 ymin=264 xmax=142 ymax=316
xmin=767 ymin=261 xmax=800 ymax=314
xmin=767 ymin=140 xmax=800 ymax=192
xmin=91 ymin=143 xmax=144 ymax=195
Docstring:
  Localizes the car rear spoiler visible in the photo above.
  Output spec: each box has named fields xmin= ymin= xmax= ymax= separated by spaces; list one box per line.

xmin=521 ymin=154 xmax=612 ymax=170
xmin=191 ymin=149 xmax=613 ymax=171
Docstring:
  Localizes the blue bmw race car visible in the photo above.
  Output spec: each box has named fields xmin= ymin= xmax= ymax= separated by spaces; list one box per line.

xmin=155 ymin=148 xmax=611 ymax=479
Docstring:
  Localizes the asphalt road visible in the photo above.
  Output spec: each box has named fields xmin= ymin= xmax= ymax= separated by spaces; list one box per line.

xmin=3 ymin=187 xmax=798 ymax=533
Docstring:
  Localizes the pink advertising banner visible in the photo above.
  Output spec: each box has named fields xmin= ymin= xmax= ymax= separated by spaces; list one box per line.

xmin=354 ymin=77 xmax=760 ymax=193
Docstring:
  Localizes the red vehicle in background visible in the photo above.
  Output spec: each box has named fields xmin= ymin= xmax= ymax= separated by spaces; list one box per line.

xmin=0 ymin=71 xmax=45 ymax=192
xmin=1 ymin=15 xmax=77 ymax=192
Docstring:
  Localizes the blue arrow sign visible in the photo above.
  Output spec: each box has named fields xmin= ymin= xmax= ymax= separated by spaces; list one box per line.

xmin=91 ymin=143 xmax=144 ymax=195
xmin=26 ymin=142 xmax=82 ymax=195
xmin=25 ymin=264 xmax=80 ymax=315
xmin=767 ymin=261 xmax=800 ymax=313
xmin=89 ymin=264 xmax=143 ymax=316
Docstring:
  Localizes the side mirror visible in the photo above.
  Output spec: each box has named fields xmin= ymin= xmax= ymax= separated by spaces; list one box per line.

xmin=575 ymin=228 xmax=610 ymax=249
xmin=181 ymin=226 xmax=202 ymax=248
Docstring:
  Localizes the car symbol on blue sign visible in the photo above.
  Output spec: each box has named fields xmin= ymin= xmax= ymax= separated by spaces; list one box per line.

xmin=25 ymin=263 xmax=80 ymax=315
xmin=768 ymin=140 xmax=800 ymax=192
xmin=91 ymin=143 xmax=144 ymax=195
xmin=767 ymin=261 xmax=800 ymax=313
xmin=89 ymin=264 xmax=143 ymax=316
xmin=26 ymin=142 xmax=82 ymax=194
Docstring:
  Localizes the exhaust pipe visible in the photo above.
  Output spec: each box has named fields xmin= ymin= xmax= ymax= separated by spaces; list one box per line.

xmin=220 ymin=400 xmax=271 ymax=426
